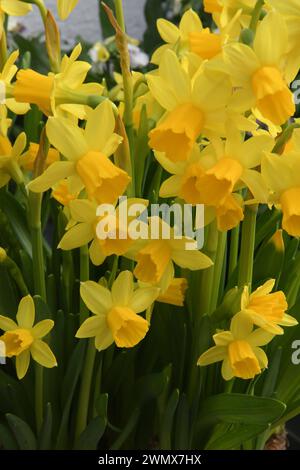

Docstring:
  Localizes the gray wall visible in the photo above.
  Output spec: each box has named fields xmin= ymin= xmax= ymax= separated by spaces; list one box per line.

xmin=19 ymin=0 xmax=147 ymax=44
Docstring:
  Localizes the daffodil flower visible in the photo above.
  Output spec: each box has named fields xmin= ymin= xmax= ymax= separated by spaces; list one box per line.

xmin=0 ymin=50 xmax=30 ymax=117
xmin=224 ymin=11 xmax=296 ymax=125
xmin=0 ymin=132 xmax=26 ymax=188
xmin=76 ymin=271 xmax=160 ymax=350
xmin=57 ymin=0 xmax=79 ymax=20
xmin=0 ymin=296 xmax=57 ymax=379
xmin=238 ymin=279 xmax=298 ymax=335
xmin=28 ymin=100 xmax=130 ymax=205
xmin=58 ymin=197 xmax=148 ymax=266
xmin=198 ymin=313 xmax=274 ymax=380
xmin=152 ymin=8 xmax=222 ymax=64
xmin=13 ymin=44 xmax=103 ymax=118
xmin=262 ymin=150 xmax=300 ymax=236
xmin=147 ymin=49 xmax=232 ymax=162
xmin=126 ymin=216 xmax=213 ymax=290
xmin=20 ymin=142 xmax=60 ymax=172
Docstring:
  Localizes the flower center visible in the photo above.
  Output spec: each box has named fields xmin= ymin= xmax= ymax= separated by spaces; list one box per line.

xmin=14 ymin=70 xmax=54 ymax=116
xmin=76 ymin=151 xmax=131 ymax=204
xmin=252 ymin=66 xmax=295 ymax=125
xmin=228 ymin=340 xmax=261 ymax=379
xmin=0 ymin=329 xmax=33 ymax=358
xmin=134 ymin=240 xmax=172 ymax=284
xmin=149 ymin=104 xmax=204 ymax=162
xmin=280 ymin=187 xmax=300 ymax=237
xmin=106 ymin=306 xmax=149 ymax=348
xmin=179 ymin=163 xmax=205 ymax=205
xmin=248 ymin=292 xmax=287 ymax=323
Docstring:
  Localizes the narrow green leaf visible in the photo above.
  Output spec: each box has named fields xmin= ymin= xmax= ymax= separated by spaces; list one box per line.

xmin=6 ymin=413 xmax=37 ymax=450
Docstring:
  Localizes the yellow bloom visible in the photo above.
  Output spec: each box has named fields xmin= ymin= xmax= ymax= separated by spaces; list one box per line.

xmin=58 ymin=198 xmax=148 ymax=266
xmin=198 ymin=313 xmax=274 ymax=380
xmin=239 ymin=279 xmax=298 ymax=335
xmin=0 ymin=50 xmax=30 ymax=116
xmin=20 ymin=142 xmax=60 ymax=172
xmin=76 ymin=271 xmax=160 ymax=350
xmin=224 ymin=11 xmax=295 ymax=125
xmin=158 ymin=128 xmax=274 ymax=207
xmin=57 ymin=0 xmax=79 ymax=20
xmin=28 ymin=100 xmax=130 ymax=205
xmin=152 ymin=9 xmax=222 ymax=64
xmin=0 ymin=132 xmax=26 ymax=188
xmin=52 ymin=179 xmax=80 ymax=206
xmin=261 ymin=150 xmax=300 ymax=236
xmin=128 ymin=217 xmax=212 ymax=289
xmin=13 ymin=44 xmax=103 ymax=118
xmin=157 ymin=278 xmax=188 ymax=307
xmin=0 ymin=296 xmax=56 ymax=379
xmin=147 ymin=50 xmax=231 ymax=162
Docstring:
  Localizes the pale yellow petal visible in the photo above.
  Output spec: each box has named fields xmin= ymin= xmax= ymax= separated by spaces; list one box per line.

xmin=89 ymin=240 xmax=106 ymax=266
xmin=32 ymin=320 xmax=54 ymax=339
xmin=221 ymin=357 xmax=234 ymax=381
xmin=0 ymin=315 xmax=18 ymax=332
xmin=129 ymin=287 xmax=160 ymax=313
xmin=16 ymin=295 xmax=35 ymax=329
xmin=111 ymin=271 xmax=134 ymax=306
xmin=16 ymin=350 xmax=30 ymax=380
xmin=159 ymin=175 xmax=182 ymax=198
xmin=197 ymin=345 xmax=227 ymax=366
xmin=46 ymin=117 xmax=88 ymax=161
xmin=147 ymin=75 xmax=179 ymax=111
xmin=230 ymin=312 xmax=253 ymax=340
xmin=84 ymin=100 xmax=115 ymax=152
xmin=171 ymin=248 xmax=213 ymax=270
xmin=30 ymin=340 xmax=57 ymax=368
xmin=254 ymin=11 xmax=288 ymax=66
xmin=76 ymin=315 xmax=107 ymax=338
xmin=157 ymin=18 xmax=180 ymax=44
xmin=58 ymin=223 xmax=94 ymax=250
xmin=28 ymin=161 xmax=75 ymax=193
xmin=69 ymin=199 xmax=96 ymax=223
xmin=247 ymin=328 xmax=274 ymax=347
xmin=80 ymin=281 xmax=112 ymax=315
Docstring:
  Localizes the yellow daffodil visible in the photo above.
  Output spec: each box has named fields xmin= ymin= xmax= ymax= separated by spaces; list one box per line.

xmin=126 ymin=216 xmax=212 ymax=290
xmin=156 ymin=278 xmax=188 ymax=307
xmin=21 ymin=142 xmax=60 ymax=172
xmin=198 ymin=313 xmax=274 ymax=380
xmin=0 ymin=296 xmax=56 ymax=379
xmin=261 ymin=150 xmax=300 ymax=236
xmin=223 ymin=11 xmax=295 ymax=125
xmin=238 ymin=279 xmax=298 ymax=335
xmin=28 ymin=100 xmax=130 ymax=205
xmin=13 ymin=44 xmax=103 ymax=118
xmin=152 ymin=8 xmax=222 ymax=64
xmin=57 ymin=0 xmax=79 ymax=20
xmin=0 ymin=50 xmax=30 ymax=116
xmin=0 ymin=132 xmax=26 ymax=188
xmin=58 ymin=197 xmax=148 ymax=266
xmin=267 ymin=0 xmax=300 ymax=81
xmin=52 ymin=178 xmax=81 ymax=206
xmin=147 ymin=49 xmax=231 ymax=162
xmin=76 ymin=271 xmax=160 ymax=350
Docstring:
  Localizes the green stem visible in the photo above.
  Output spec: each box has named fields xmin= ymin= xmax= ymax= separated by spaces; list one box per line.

xmin=199 ymin=221 xmax=218 ymax=315
xmin=75 ymin=339 xmax=96 ymax=441
xmin=79 ymin=245 xmax=90 ymax=324
xmin=210 ymin=231 xmax=227 ymax=313
xmin=238 ymin=205 xmax=258 ymax=289
xmin=108 ymin=256 xmax=119 ymax=288
xmin=0 ymin=253 xmax=29 ymax=296
xmin=228 ymin=224 xmax=240 ymax=277
xmin=249 ymin=0 xmax=265 ymax=32
xmin=24 ymin=0 xmax=47 ymax=24
xmin=28 ymin=191 xmax=47 ymax=432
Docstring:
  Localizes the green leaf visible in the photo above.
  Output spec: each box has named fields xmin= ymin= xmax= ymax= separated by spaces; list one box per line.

xmin=0 ymin=189 xmax=32 ymax=258
xmin=206 ymin=423 xmax=267 ymax=450
xmin=6 ymin=414 xmax=37 ymax=450
xmin=74 ymin=416 xmax=106 ymax=450
xmin=160 ymin=389 xmax=179 ymax=450
xmin=0 ymin=422 xmax=19 ymax=449
xmin=39 ymin=403 xmax=53 ymax=450
xmin=174 ymin=394 xmax=190 ymax=450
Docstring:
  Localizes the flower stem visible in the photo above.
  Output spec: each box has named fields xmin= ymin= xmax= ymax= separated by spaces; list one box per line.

xmin=79 ymin=245 xmax=90 ymax=324
xmin=238 ymin=205 xmax=258 ymax=289
xmin=199 ymin=221 xmax=218 ymax=315
xmin=228 ymin=224 xmax=240 ymax=277
xmin=75 ymin=339 xmax=97 ymax=442
xmin=0 ymin=252 xmax=29 ymax=296
xmin=28 ymin=190 xmax=47 ymax=432
xmin=249 ymin=0 xmax=265 ymax=32
xmin=210 ymin=230 xmax=227 ymax=313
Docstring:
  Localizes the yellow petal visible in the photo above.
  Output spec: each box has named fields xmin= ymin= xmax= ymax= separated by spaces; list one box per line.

xmin=31 ymin=340 xmax=57 ymax=368
xmin=159 ymin=50 xmax=191 ymax=102
xmin=80 ymin=281 xmax=112 ymax=315
xmin=89 ymin=239 xmax=106 ymax=266
xmin=221 ymin=357 xmax=234 ymax=381
xmin=230 ymin=312 xmax=253 ymax=340
xmin=16 ymin=350 xmax=30 ymax=380
xmin=57 ymin=0 xmax=79 ymax=20
xmin=95 ymin=328 xmax=114 ymax=351
xmin=171 ymin=247 xmax=213 ymax=270
xmin=58 ymin=223 xmax=94 ymax=250
xmin=46 ymin=117 xmax=88 ymax=161
xmin=16 ymin=295 xmax=35 ymax=329
xmin=197 ymin=345 xmax=227 ymax=366
xmin=28 ymin=161 xmax=75 ymax=193
xmin=69 ymin=199 xmax=96 ymax=223
xmin=254 ymin=11 xmax=288 ymax=66
xmin=32 ymin=320 xmax=54 ymax=339
xmin=76 ymin=315 xmax=107 ymax=338
xmin=129 ymin=287 xmax=160 ymax=313
xmin=247 ymin=328 xmax=274 ymax=347
xmin=111 ymin=271 xmax=134 ymax=306
xmin=84 ymin=100 xmax=116 ymax=152
xmin=157 ymin=18 xmax=180 ymax=44
xmin=179 ymin=9 xmax=202 ymax=35
xmin=0 ymin=315 xmax=18 ymax=332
